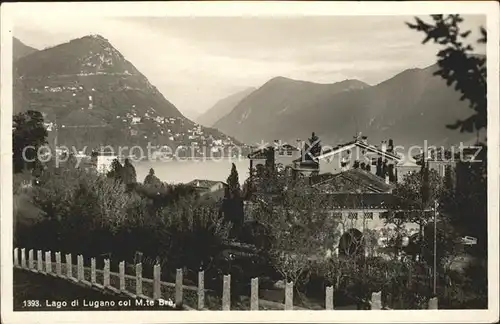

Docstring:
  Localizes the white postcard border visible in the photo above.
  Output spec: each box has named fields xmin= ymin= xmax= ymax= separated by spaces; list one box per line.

xmin=1 ymin=1 xmax=499 ymax=323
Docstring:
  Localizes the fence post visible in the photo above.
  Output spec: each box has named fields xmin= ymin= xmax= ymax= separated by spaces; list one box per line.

xmin=55 ymin=252 xmax=62 ymax=276
xmin=77 ymin=255 xmax=84 ymax=281
xmin=119 ymin=261 xmax=125 ymax=292
xmin=21 ymin=248 xmax=26 ymax=268
xmin=14 ymin=248 xmax=19 ymax=267
xmin=197 ymin=271 xmax=204 ymax=310
xmin=90 ymin=258 xmax=96 ymax=284
xmin=251 ymin=277 xmax=259 ymax=311
xmin=285 ymin=281 xmax=293 ymax=310
xmin=428 ymin=297 xmax=438 ymax=309
xmin=175 ymin=268 xmax=183 ymax=308
xmin=136 ymin=263 xmax=143 ymax=296
xmin=153 ymin=264 xmax=161 ymax=300
xmin=371 ymin=291 xmax=382 ymax=310
xmin=222 ymin=274 xmax=231 ymax=311
xmin=103 ymin=259 xmax=110 ymax=287
xmin=326 ymin=286 xmax=334 ymax=310
xmin=28 ymin=249 xmax=34 ymax=270
xmin=37 ymin=250 xmax=43 ymax=272
xmin=45 ymin=251 xmax=52 ymax=273
xmin=66 ymin=253 xmax=72 ymax=278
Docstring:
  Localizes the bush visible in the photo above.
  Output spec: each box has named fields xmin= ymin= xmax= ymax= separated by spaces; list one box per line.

xmin=16 ymin=164 xmax=233 ymax=287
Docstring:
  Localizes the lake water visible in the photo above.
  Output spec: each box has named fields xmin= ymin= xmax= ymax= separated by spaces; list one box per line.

xmin=134 ymin=158 xmax=251 ymax=185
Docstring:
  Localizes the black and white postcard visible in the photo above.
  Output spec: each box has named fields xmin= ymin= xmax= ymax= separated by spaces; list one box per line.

xmin=1 ymin=1 xmax=499 ymax=323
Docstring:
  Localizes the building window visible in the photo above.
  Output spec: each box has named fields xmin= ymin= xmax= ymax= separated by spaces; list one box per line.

xmin=331 ymin=212 xmax=343 ymax=218
xmin=287 ymin=151 xmax=293 ymax=156
xmin=364 ymin=212 xmax=373 ymax=219
xmin=348 ymin=212 xmax=358 ymax=219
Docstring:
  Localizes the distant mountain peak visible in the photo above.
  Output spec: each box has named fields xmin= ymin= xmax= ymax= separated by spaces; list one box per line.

xmin=13 ymin=37 xmax=38 ymax=60
xmin=270 ymin=75 xmax=290 ymax=81
xmin=336 ymin=79 xmax=371 ymax=88
xmin=214 ymin=66 xmax=473 ymax=148
xmin=266 ymin=76 xmax=369 ymax=89
xmin=89 ymin=34 xmax=108 ymax=40
xmin=267 ymin=76 xmax=296 ymax=84
xmin=15 ymin=34 xmax=135 ymax=78
xmin=197 ymin=87 xmax=256 ymax=127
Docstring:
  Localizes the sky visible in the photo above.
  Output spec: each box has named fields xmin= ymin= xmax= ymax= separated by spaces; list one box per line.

xmin=13 ymin=15 xmax=486 ymax=119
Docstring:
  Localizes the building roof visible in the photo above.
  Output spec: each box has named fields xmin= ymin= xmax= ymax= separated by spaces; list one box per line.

xmin=397 ymin=160 xmax=420 ymax=167
xmin=248 ymin=143 xmax=299 ymax=159
xmin=187 ymin=179 xmax=226 ymax=189
xmin=245 ymin=192 xmax=428 ymax=211
xmin=316 ymin=140 xmax=401 ymax=162
xmin=291 ymin=159 xmax=319 ymax=170
xmin=411 ymin=145 xmax=482 ymax=163
xmin=279 ymin=143 xmax=300 ymax=151
xmin=313 ymin=168 xmax=394 ymax=193
xmin=321 ymin=193 xmax=424 ymax=210
xmin=199 ymin=186 xmax=227 ymax=200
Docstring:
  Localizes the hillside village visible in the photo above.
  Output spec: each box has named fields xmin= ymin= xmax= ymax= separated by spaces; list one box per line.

xmin=14 ymin=34 xmax=248 ymax=156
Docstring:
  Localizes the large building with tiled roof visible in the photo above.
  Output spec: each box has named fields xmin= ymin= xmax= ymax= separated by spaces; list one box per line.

xmin=187 ymin=179 xmax=227 ymax=196
xmin=312 ymin=168 xmax=395 ymax=193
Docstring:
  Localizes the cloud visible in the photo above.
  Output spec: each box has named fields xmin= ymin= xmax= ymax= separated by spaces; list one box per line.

xmin=13 ymin=14 xmax=486 ymax=116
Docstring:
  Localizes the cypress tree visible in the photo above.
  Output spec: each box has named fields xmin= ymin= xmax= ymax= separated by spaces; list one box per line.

xmin=107 ymin=159 xmax=123 ymax=181
xmin=227 ymin=163 xmax=241 ymax=198
xmin=224 ymin=163 xmax=244 ymax=233
xmin=420 ymin=158 xmax=430 ymax=207
xmin=121 ymin=158 xmax=137 ymax=185
xmin=144 ymin=168 xmax=161 ymax=186
xmin=308 ymin=132 xmax=322 ymax=157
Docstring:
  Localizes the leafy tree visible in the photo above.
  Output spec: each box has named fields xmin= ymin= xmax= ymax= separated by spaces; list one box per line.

xmin=446 ymin=146 xmax=487 ymax=254
xmin=248 ymin=170 xmax=337 ymax=293
xmin=29 ymin=165 xmax=130 ymax=253
xmin=385 ymin=165 xmax=444 ymax=262
xmin=408 ymin=14 xmax=487 ymax=255
xmin=407 ymin=15 xmax=486 ymax=133
xmin=13 ymin=110 xmax=48 ymax=173
xmin=155 ymin=196 xmax=232 ymax=275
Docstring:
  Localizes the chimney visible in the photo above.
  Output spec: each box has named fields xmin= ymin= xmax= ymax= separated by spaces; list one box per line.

xmin=381 ymin=141 xmax=387 ymax=153
xmin=361 ymin=136 xmax=368 ymax=145
xmin=388 ymin=139 xmax=394 ymax=153
xmin=296 ymin=139 xmax=303 ymax=153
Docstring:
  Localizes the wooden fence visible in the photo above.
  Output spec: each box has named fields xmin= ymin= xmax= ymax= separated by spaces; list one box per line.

xmin=13 ymin=247 xmax=439 ymax=310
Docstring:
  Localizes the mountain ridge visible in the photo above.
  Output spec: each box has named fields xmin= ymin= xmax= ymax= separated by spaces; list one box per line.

xmin=213 ymin=62 xmax=479 ymax=148
xmin=197 ymin=87 xmax=256 ymax=127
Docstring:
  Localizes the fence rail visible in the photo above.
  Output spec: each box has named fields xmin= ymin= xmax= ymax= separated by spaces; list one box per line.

xmin=13 ymin=247 xmax=439 ymax=310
